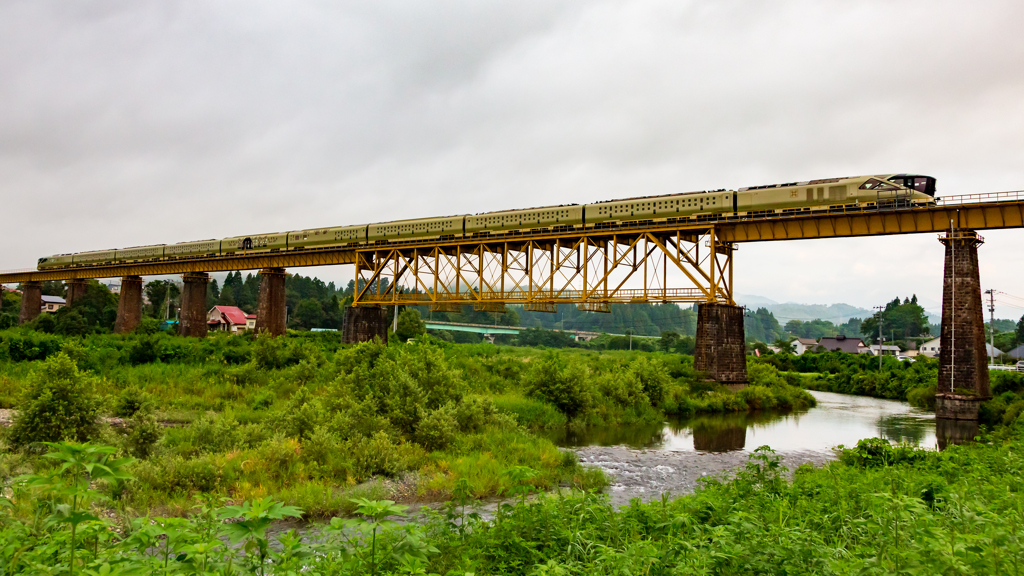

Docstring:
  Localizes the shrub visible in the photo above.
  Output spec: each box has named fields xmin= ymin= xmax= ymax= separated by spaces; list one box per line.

xmin=454 ymin=396 xmax=496 ymax=433
xmin=523 ymin=354 xmax=593 ymax=418
xmin=737 ymin=385 xmax=777 ymax=411
xmin=416 ymin=404 xmax=459 ymax=451
xmin=8 ymin=352 xmax=101 ymax=449
xmin=135 ymin=317 xmax=160 ymax=335
xmin=113 ymin=385 xmax=154 ymax=418
xmin=128 ymin=335 xmax=160 ymax=365
xmin=54 ymin=309 xmax=90 ymax=336
xmin=628 ymin=357 xmax=670 ymax=405
xmin=250 ymin=389 xmax=275 ymax=411
xmin=353 ymin=431 xmax=401 ymax=477
xmin=125 ymin=412 xmax=162 ymax=459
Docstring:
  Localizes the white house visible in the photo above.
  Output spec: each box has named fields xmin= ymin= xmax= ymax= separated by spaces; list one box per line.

xmin=41 ymin=295 xmax=66 ymax=313
xmin=792 ymin=338 xmax=819 ymax=355
xmin=868 ymin=344 xmax=902 ymax=356
xmin=919 ymin=337 xmax=941 ymax=358
xmin=918 ymin=337 xmax=1002 ymax=359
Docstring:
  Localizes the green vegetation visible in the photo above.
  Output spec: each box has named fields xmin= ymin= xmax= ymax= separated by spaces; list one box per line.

xmin=0 ymin=327 xmax=812 ymax=519
xmin=759 ymin=351 xmax=939 ymax=406
xmin=5 ymin=422 xmax=1024 ymax=573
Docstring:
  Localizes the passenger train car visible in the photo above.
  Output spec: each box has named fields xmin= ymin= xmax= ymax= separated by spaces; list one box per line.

xmin=37 ymin=174 xmax=936 ymax=270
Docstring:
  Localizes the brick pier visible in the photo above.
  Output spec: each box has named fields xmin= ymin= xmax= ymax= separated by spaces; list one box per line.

xmin=18 ymin=281 xmax=42 ymax=325
xmin=65 ymin=279 xmax=89 ymax=306
xmin=695 ymin=303 xmax=747 ymax=389
xmin=342 ymin=306 xmax=388 ymax=344
xmin=254 ymin=268 xmax=288 ymax=336
xmin=935 ymin=229 xmax=989 ymax=420
xmin=114 ymin=276 xmax=144 ymax=334
xmin=179 ymin=272 xmax=209 ymax=338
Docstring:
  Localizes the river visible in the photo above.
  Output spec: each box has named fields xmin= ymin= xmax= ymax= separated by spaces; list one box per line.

xmin=561 ymin=391 xmax=968 ymax=506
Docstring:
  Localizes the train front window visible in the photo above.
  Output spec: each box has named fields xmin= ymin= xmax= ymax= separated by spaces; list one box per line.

xmin=887 ymin=175 xmax=936 ymax=196
xmin=859 ymin=178 xmax=898 ymax=191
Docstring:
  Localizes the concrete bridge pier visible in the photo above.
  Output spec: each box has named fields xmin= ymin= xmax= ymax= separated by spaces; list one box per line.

xmin=65 ymin=279 xmax=89 ymax=306
xmin=254 ymin=268 xmax=288 ymax=336
xmin=695 ymin=302 xmax=747 ymax=390
xmin=179 ymin=272 xmax=210 ymax=338
xmin=18 ymin=281 xmax=42 ymax=325
xmin=114 ymin=276 xmax=144 ymax=334
xmin=935 ymin=229 xmax=990 ymax=420
xmin=342 ymin=306 xmax=388 ymax=344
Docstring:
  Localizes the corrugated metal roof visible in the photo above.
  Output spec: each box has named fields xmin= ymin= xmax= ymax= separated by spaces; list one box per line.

xmin=213 ymin=306 xmax=249 ymax=325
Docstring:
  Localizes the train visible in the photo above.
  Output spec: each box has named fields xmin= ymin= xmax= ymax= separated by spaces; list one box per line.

xmin=37 ymin=173 xmax=936 ymax=270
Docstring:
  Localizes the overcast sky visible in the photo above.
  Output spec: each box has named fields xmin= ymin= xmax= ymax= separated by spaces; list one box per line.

xmin=1 ymin=1 xmax=1022 ymax=319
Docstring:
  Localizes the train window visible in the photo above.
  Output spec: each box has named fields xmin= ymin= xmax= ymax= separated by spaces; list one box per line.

xmin=860 ymin=178 xmax=898 ymax=191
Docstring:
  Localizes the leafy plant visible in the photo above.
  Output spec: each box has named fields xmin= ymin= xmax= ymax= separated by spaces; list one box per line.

xmin=217 ymin=497 xmax=303 ymax=576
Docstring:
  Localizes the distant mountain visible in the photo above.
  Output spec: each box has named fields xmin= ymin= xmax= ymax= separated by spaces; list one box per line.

xmin=762 ymin=302 xmax=875 ymax=324
xmin=734 ymin=294 xmax=779 ymax=307
xmin=736 ymin=297 xmax=941 ymax=326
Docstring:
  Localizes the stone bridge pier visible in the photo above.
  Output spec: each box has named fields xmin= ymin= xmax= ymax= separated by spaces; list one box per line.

xmin=254 ymin=268 xmax=288 ymax=336
xmin=695 ymin=302 xmax=747 ymax=390
xmin=65 ymin=279 xmax=89 ymax=306
xmin=18 ymin=281 xmax=42 ymax=325
xmin=342 ymin=306 xmax=388 ymax=344
xmin=935 ymin=229 xmax=990 ymax=421
xmin=114 ymin=276 xmax=144 ymax=334
xmin=179 ymin=272 xmax=209 ymax=338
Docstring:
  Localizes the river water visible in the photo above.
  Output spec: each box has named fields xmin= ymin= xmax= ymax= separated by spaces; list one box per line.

xmin=560 ymin=391 xmax=966 ymax=506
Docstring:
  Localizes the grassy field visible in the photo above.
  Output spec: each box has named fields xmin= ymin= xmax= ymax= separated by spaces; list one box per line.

xmin=0 ymin=328 xmax=814 ymax=518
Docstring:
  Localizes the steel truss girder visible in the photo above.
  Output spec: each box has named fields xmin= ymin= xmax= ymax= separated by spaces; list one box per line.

xmin=352 ymin=229 xmax=734 ymax=309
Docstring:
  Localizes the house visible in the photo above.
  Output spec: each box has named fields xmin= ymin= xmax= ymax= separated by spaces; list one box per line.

xmin=919 ymin=337 xmax=941 ymax=358
xmin=207 ymin=306 xmax=254 ymax=333
xmin=817 ymin=335 xmax=868 ymax=354
xmin=868 ymin=344 xmax=902 ymax=356
xmin=1008 ymin=344 xmax=1024 ymax=360
xmin=41 ymin=295 xmax=66 ymax=313
xmin=792 ymin=338 xmax=819 ymax=355
xmin=918 ymin=337 xmax=1003 ymax=359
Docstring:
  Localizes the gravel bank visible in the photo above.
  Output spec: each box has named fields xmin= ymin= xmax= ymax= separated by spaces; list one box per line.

xmin=577 ymin=445 xmax=837 ymax=507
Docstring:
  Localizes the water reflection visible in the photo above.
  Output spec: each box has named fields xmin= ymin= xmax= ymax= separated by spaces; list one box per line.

xmin=549 ymin=391 xmax=940 ymax=454
xmin=935 ymin=418 xmax=979 ymax=450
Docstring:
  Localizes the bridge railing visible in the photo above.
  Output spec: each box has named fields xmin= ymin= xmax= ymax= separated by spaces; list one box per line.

xmin=359 ymin=287 xmax=714 ymax=304
xmin=936 ymin=190 xmax=1024 ymax=206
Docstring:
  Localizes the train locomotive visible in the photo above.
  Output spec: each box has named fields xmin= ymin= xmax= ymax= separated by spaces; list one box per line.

xmin=37 ymin=173 xmax=936 ymax=270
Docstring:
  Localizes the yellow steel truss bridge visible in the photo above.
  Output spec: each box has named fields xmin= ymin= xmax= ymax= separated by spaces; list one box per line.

xmin=2 ymin=190 xmax=1023 ymax=311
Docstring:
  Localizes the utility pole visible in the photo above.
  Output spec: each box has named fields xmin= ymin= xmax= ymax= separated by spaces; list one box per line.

xmin=874 ymin=305 xmax=884 ymax=370
xmin=985 ymin=288 xmax=996 ymax=366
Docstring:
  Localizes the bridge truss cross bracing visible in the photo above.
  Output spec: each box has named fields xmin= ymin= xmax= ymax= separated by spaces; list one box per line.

xmin=352 ymin=228 xmax=734 ymax=312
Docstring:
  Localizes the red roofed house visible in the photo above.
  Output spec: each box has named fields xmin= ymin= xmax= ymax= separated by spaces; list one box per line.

xmin=207 ymin=306 xmax=255 ymax=333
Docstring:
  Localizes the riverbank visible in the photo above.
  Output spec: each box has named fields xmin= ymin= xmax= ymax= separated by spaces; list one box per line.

xmin=0 ymin=330 xmax=815 ymax=517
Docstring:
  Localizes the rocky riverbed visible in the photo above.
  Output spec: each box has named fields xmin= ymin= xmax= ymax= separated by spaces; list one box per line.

xmin=577 ymin=445 xmax=837 ymax=507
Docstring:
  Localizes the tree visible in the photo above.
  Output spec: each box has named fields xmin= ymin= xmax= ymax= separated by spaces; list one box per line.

xmin=395 ymin=309 xmax=426 ymax=341
xmin=861 ymin=296 xmax=928 ymax=343
xmin=1017 ymin=314 xmax=1024 ymax=348
xmin=66 ymin=280 xmax=118 ymax=329
xmin=144 ymin=280 xmax=180 ymax=319
xmin=54 ymin=308 xmax=90 ymax=336
xmin=291 ymin=298 xmax=324 ymax=330
xmin=207 ymin=278 xmax=221 ymax=303
xmin=8 ymin=352 xmax=101 ymax=449
xmin=659 ymin=330 xmax=680 ymax=352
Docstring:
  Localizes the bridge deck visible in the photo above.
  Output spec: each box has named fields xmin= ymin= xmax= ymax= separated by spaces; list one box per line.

xmin=2 ymin=191 xmax=1021 ymax=284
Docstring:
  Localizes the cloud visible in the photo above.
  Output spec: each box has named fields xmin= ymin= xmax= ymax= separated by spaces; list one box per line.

xmin=1 ymin=0 xmax=1022 ymax=316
